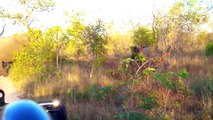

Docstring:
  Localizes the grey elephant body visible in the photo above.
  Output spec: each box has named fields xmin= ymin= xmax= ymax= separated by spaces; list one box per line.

xmin=0 ymin=34 xmax=29 ymax=76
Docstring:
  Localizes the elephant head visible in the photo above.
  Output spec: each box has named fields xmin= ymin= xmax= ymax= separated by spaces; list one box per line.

xmin=131 ymin=45 xmax=159 ymax=59
xmin=0 ymin=33 xmax=30 ymax=76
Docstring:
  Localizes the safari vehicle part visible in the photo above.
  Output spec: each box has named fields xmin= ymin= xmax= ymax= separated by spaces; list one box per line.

xmin=38 ymin=100 xmax=67 ymax=120
xmin=0 ymin=89 xmax=67 ymax=120
xmin=0 ymin=89 xmax=7 ymax=112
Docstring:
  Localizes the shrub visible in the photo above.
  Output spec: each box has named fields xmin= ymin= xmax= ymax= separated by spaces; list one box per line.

xmin=83 ymin=20 xmax=108 ymax=67
xmin=132 ymin=26 xmax=156 ymax=48
xmin=9 ymin=29 xmax=57 ymax=82
xmin=205 ymin=41 xmax=213 ymax=56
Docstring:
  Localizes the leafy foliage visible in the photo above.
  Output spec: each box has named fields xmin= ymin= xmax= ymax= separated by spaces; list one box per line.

xmin=9 ymin=29 xmax=57 ymax=81
xmin=178 ymin=68 xmax=190 ymax=79
xmin=83 ymin=20 xmax=108 ymax=67
xmin=205 ymin=41 xmax=213 ymax=56
xmin=64 ymin=11 xmax=86 ymax=58
xmin=107 ymin=32 xmax=133 ymax=56
xmin=132 ymin=26 xmax=156 ymax=48
xmin=137 ymin=94 xmax=157 ymax=110
xmin=153 ymin=0 xmax=210 ymax=53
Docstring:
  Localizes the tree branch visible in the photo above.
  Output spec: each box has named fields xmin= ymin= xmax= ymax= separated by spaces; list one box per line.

xmin=0 ymin=24 xmax=6 ymax=37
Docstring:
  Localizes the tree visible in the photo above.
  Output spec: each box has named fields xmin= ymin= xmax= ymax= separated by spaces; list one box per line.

xmin=132 ymin=25 xmax=156 ymax=48
xmin=0 ymin=0 xmax=55 ymax=31
xmin=9 ymin=28 xmax=57 ymax=81
xmin=82 ymin=20 xmax=108 ymax=79
xmin=107 ymin=32 xmax=133 ymax=56
xmin=45 ymin=26 xmax=67 ymax=69
xmin=83 ymin=20 xmax=108 ymax=67
xmin=152 ymin=0 xmax=210 ymax=53
xmin=64 ymin=11 xmax=86 ymax=59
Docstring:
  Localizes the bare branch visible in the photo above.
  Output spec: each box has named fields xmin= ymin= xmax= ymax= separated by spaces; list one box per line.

xmin=0 ymin=24 xmax=6 ymax=37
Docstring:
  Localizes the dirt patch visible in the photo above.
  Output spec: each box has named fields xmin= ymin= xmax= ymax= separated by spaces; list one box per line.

xmin=0 ymin=76 xmax=21 ymax=103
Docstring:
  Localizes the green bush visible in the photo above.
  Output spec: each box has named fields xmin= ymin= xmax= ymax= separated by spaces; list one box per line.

xmin=132 ymin=26 xmax=156 ymax=48
xmin=9 ymin=29 xmax=57 ymax=81
xmin=205 ymin=41 xmax=213 ymax=56
xmin=83 ymin=20 xmax=108 ymax=67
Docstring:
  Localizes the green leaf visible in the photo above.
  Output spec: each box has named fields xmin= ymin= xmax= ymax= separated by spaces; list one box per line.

xmin=135 ymin=54 xmax=147 ymax=62
xmin=116 ymin=95 xmax=125 ymax=101
xmin=124 ymin=67 xmax=129 ymax=74
xmin=156 ymin=73 xmax=176 ymax=90
xmin=137 ymin=95 xmax=157 ymax=110
xmin=123 ymin=58 xmax=133 ymax=64
xmin=100 ymin=85 xmax=111 ymax=93
xmin=205 ymin=41 xmax=213 ymax=56
xmin=96 ymin=93 xmax=104 ymax=100
xmin=178 ymin=69 xmax=189 ymax=78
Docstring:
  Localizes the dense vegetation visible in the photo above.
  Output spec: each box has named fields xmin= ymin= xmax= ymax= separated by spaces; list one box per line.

xmin=1 ymin=0 xmax=213 ymax=119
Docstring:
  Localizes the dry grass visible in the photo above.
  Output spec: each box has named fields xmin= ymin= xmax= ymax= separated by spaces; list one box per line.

xmin=12 ymin=60 xmax=118 ymax=119
xmin=66 ymin=102 xmax=117 ymax=120
xmin=11 ymin=41 xmax=213 ymax=119
xmin=164 ymin=48 xmax=213 ymax=119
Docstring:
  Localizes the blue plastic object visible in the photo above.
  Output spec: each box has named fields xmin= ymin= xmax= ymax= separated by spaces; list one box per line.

xmin=2 ymin=100 xmax=50 ymax=120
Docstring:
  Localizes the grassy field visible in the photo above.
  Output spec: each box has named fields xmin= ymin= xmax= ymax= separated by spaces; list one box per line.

xmin=3 ymin=28 xmax=212 ymax=120
xmin=12 ymin=45 xmax=212 ymax=120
